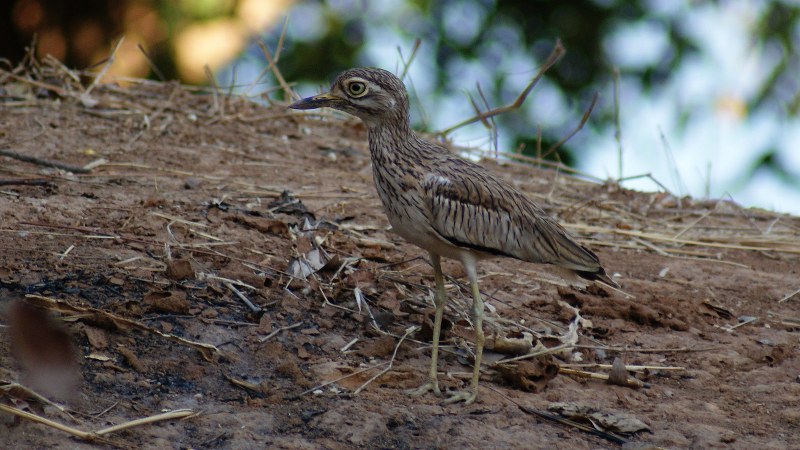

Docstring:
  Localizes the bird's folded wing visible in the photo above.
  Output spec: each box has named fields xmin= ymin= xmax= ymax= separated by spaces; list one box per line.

xmin=422 ymin=166 xmax=602 ymax=272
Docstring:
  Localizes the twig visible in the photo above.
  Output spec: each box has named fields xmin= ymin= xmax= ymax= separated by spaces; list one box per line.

xmin=84 ymin=36 xmax=124 ymax=97
xmin=136 ymin=43 xmax=165 ymax=81
xmin=274 ymin=16 xmax=289 ymax=63
xmin=0 ymin=404 xmax=191 ymax=444
xmin=353 ymin=326 xmax=418 ymax=395
xmin=0 ymin=178 xmax=51 ymax=186
xmin=58 ymin=244 xmax=75 ymax=261
xmin=568 ymin=223 xmax=800 ymax=255
xmin=672 ymin=207 xmax=715 ymax=240
xmin=475 ymin=82 xmax=498 ymax=155
xmin=341 ymin=338 xmax=359 ymax=352
xmin=540 ymin=91 xmax=599 ymax=160
xmin=558 ymin=367 xmax=647 ymax=389
xmin=199 ymin=273 xmax=257 ymax=290
xmin=257 ymin=41 xmax=296 ymax=101
xmin=573 ymin=344 xmax=719 ymax=354
xmin=3 ymin=71 xmax=68 ymax=97
xmin=94 ymin=409 xmax=195 ymax=436
xmin=721 ymin=316 xmax=757 ymax=332
xmin=561 ymin=363 xmax=685 ymax=372
xmin=204 ymin=64 xmax=222 ymax=116
xmin=224 ymin=281 xmax=261 ymax=313
xmin=492 ymin=342 xmax=572 ymax=365
xmin=354 ymin=287 xmax=380 ymax=331
xmin=439 ymin=40 xmax=566 ymax=135
xmin=616 ymin=172 xmax=676 ymax=196
xmin=0 ymin=149 xmax=91 ymax=173
xmin=399 ymin=38 xmax=421 ymax=81
xmin=151 ymin=211 xmax=208 ymax=228
xmin=631 ymin=236 xmax=669 ymax=256
xmin=778 ymin=286 xmax=800 ymax=303
xmin=0 ymin=382 xmax=73 ymax=418
xmin=290 ymin=362 xmax=390 ymax=399
xmin=460 ymin=145 xmax=603 ymax=182
xmin=245 ymin=19 xmax=290 ymax=96
xmin=518 ymin=403 xmax=627 ymax=445
xmin=0 ymin=403 xmax=95 ymax=440
xmin=658 ymin=126 xmax=688 ymax=201
xmin=484 ymin=385 xmax=627 ymax=446
xmin=258 ymin=321 xmax=303 ymax=342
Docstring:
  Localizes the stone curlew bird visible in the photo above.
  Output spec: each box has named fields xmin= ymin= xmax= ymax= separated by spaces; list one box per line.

xmin=290 ymin=68 xmax=617 ymax=404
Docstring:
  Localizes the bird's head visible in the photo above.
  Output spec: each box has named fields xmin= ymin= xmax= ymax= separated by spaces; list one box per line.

xmin=289 ymin=68 xmax=409 ymax=128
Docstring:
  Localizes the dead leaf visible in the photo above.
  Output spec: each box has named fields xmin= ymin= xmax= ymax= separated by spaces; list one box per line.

xmin=84 ymin=327 xmax=109 ymax=349
xmin=268 ymin=190 xmax=313 ymax=219
xmin=117 ymin=345 xmax=145 ymax=372
xmin=356 ymin=335 xmax=395 ymax=358
xmin=487 ymin=332 xmax=534 ymax=355
xmin=345 ymin=269 xmax=374 ymax=287
xmin=548 ymin=402 xmax=650 ymax=435
xmin=166 ymin=258 xmax=194 ymax=281
xmin=231 ymin=214 xmax=291 ymax=237
xmin=496 ymin=356 xmax=559 ymax=393
xmin=107 ymin=276 xmax=125 ymax=286
xmin=143 ymin=290 xmax=191 ymax=314
xmin=226 ymin=374 xmax=270 ymax=394
xmin=701 ymin=300 xmax=734 ymax=319
xmin=86 ymin=353 xmax=112 ymax=362
xmin=287 ymin=248 xmax=329 ymax=280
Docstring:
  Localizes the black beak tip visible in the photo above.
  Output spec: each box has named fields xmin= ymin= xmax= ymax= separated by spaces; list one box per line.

xmin=287 ymin=98 xmax=308 ymax=110
xmin=288 ymin=95 xmax=335 ymax=111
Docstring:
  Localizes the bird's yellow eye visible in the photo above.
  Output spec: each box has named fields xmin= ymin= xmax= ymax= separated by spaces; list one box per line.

xmin=347 ymin=81 xmax=367 ymax=97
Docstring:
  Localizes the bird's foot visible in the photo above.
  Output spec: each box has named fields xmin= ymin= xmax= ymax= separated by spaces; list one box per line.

xmin=405 ymin=380 xmax=441 ymax=398
xmin=443 ymin=389 xmax=477 ymax=405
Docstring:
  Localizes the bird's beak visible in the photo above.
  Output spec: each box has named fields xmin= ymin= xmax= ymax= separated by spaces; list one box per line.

xmin=288 ymin=92 xmax=339 ymax=110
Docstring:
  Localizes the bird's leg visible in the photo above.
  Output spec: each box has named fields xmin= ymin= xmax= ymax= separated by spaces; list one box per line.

xmin=407 ymin=252 xmax=445 ymax=397
xmin=445 ymin=260 xmax=484 ymax=405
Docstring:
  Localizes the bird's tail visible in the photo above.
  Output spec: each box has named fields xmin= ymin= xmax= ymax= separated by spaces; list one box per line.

xmin=576 ymin=267 xmax=619 ymax=288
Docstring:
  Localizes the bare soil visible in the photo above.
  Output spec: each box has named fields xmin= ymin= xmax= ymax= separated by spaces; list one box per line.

xmin=1 ymin=71 xmax=799 ymax=449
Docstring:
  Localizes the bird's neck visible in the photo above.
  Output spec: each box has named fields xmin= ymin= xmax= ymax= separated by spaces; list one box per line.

xmin=366 ymin=116 xmax=413 ymax=162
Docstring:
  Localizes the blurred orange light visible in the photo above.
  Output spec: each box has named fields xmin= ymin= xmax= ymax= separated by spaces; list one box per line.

xmin=38 ymin=27 xmax=67 ymax=60
xmin=12 ymin=0 xmax=44 ymax=32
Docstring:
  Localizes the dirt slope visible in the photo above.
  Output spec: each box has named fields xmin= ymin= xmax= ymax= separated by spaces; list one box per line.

xmin=1 ymin=69 xmax=799 ymax=449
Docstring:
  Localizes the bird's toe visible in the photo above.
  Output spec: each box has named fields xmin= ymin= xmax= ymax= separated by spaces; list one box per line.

xmin=443 ymin=389 xmax=477 ymax=405
xmin=405 ymin=380 xmax=441 ymax=398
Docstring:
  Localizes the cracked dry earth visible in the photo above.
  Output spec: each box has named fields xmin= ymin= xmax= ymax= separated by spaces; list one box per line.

xmin=1 ymin=78 xmax=800 ymax=449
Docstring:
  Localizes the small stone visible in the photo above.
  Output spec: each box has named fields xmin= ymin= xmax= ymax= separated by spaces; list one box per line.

xmin=184 ymin=177 xmax=202 ymax=189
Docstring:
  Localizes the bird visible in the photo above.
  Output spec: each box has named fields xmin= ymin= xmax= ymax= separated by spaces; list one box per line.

xmin=289 ymin=67 xmax=617 ymax=405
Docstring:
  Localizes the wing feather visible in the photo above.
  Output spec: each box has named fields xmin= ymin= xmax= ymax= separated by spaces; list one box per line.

xmin=422 ymin=158 xmax=607 ymax=277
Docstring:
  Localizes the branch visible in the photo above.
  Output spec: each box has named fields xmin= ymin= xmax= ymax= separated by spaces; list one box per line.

xmin=438 ymin=39 xmax=566 ymax=136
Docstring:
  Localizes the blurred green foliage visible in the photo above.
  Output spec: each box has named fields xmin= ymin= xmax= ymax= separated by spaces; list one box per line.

xmin=259 ymin=0 xmax=799 ymax=185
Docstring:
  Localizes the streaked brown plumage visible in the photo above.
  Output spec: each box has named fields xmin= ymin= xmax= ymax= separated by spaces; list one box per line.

xmin=290 ymin=67 xmax=617 ymax=404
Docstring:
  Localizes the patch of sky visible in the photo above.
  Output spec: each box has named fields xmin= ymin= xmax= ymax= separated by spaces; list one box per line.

xmin=603 ymin=20 xmax=671 ymax=69
xmin=442 ymin=0 xmax=488 ymax=46
xmin=284 ymin=2 xmax=327 ymax=41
